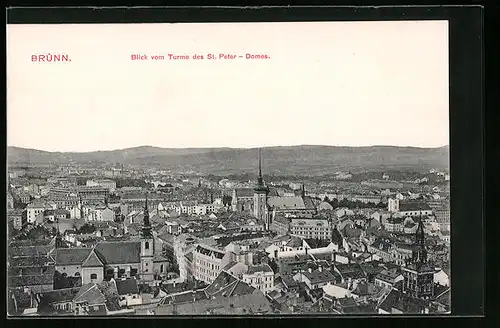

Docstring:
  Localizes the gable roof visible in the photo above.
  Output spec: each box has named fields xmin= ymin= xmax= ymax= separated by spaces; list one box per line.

xmin=55 ymin=248 xmax=92 ymax=266
xmin=82 ymin=249 xmax=106 ymax=267
xmin=94 ymin=241 xmax=141 ymax=264
xmin=73 ymin=283 xmax=106 ymax=305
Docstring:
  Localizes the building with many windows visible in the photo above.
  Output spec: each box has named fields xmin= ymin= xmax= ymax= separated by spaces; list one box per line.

xmin=290 ymin=217 xmax=331 ymax=240
xmin=192 ymin=244 xmax=232 ymax=284
xmin=242 ymin=264 xmax=275 ymax=294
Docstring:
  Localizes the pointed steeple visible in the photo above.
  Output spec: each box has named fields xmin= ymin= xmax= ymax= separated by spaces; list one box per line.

xmin=142 ymin=195 xmax=152 ymax=238
xmin=415 ymin=215 xmax=425 ymax=247
xmin=411 ymin=215 xmax=427 ymax=263
xmin=258 ymin=148 xmax=263 ymax=186
xmin=255 ymin=148 xmax=269 ymax=193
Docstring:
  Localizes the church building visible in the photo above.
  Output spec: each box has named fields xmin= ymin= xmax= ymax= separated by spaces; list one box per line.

xmin=231 ymin=149 xmax=317 ymax=230
xmin=54 ymin=197 xmax=169 ymax=285
xmin=401 ymin=217 xmax=435 ymax=299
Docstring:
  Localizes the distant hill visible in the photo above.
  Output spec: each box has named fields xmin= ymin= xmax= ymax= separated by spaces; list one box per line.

xmin=7 ymin=145 xmax=449 ymax=176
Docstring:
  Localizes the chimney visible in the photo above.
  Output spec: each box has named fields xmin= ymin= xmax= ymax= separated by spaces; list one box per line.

xmin=318 ymin=266 xmax=323 ymax=273
xmin=308 ymin=267 xmax=312 ymax=273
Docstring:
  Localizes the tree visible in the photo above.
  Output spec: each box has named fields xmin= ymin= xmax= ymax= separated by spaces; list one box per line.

xmin=75 ymin=223 xmax=96 ymax=234
xmin=223 ymin=195 xmax=232 ymax=206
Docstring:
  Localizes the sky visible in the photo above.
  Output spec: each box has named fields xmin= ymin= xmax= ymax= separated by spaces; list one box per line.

xmin=7 ymin=21 xmax=449 ymax=152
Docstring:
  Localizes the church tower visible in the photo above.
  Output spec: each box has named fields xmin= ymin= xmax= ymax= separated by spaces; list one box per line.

xmin=402 ymin=216 xmax=435 ymax=299
xmin=140 ymin=196 xmax=154 ymax=282
xmin=253 ymin=149 xmax=270 ymax=229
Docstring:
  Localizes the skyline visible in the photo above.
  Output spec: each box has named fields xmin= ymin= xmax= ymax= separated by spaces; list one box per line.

xmin=7 ymin=142 xmax=450 ymax=154
xmin=7 ymin=21 xmax=449 ymax=152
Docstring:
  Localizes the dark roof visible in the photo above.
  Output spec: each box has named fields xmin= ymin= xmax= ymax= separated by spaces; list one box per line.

xmin=55 ymin=248 xmax=92 ymax=266
xmin=82 ymin=249 xmax=106 ymax=267
xmin=94 ymin=241 xmax=141 ymax=264
xmin=331 ymin=228 xmax=344 ymax=246
xmin=231 ymin=281 xmax=256 ymax=296
xmin=195 ymin=244 xmax=225 ymax=259
xmin=9 ymin=274 xmax=54 ymax=287
xmin=342 ymin=302 xmax=376 ymax=314
xmin=73 ymin=283 xmax=106 ymax=305
xmin=9 ymin=255 xmax=55 ymax=267
xmin=304 ymin=238 xmax=331 ymax=249
xmin=247 ymin=264 xmax=273 ymax=274
xmin=280 ymin=275 xmax=299 ymax=289
xmin=379 ymin=289 xmax=429 ymax=314
xmin=335 ymin=263 xmax=367 ymax=280
xmin=222 ymin=261 xmax=239 ymax=271
xmin=115 ymin=278 xmax=139 ymax=295
xmin=304 ymin=268 xmax=336 ymax=285
xmin=234 ymin=188 xmax=254 ymax=198
xmin=204 ymin=271 xmax=238 ymax=297
xmin=39 ymin=287 xmax=80 ymax=305
xmin=399 ymin=202 xmax=432 ymax=211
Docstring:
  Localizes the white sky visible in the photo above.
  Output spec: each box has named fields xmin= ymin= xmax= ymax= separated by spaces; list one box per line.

xmin=7 ymin=21 xmax=449 ymax=152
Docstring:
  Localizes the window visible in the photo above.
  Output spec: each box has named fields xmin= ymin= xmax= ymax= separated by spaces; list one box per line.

xmin=75 ymin=272 xmax=81 ymax=277
xmin=90 ymin=273 xmax=97 ymax=280
xmin=145 ymin=241 xmax=150 ymax=249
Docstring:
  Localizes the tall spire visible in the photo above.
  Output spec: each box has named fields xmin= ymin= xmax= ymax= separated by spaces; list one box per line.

xmin=142 ymin=195 xmax=152 ymax=238
xmin=411 ymin=215 xmax=427 ymax=263
xmin=258 ymin=148 xmax=263 ymax=185
xmin=415 ymin=215 xmax=425 ymax=247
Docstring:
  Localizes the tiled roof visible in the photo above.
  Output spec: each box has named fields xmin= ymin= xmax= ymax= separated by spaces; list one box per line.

xmin=115 ymin=278 xmax=139 ymax=295
xmin=94 ymin=241 xmax=141 ymax=264
xmin=399 ymin=203 xmax=432 ymax=212
xmin=230 ymin=281 xmax=256 ymax=296
xmin=204 ymin=271 xmax=238 ymax=297
xmin=153 ymin=254 xmax=169 ymax=262
xmin=194 ymin=244 xmax=225 ymax=260
xmin=222 ymin=261 xmax=239 ymax=272
xmin=9 ymin=274 xmax=54 ymax=287
xmin=304 ymin=238 xmax=331 ymax=249
xmin=234 ymin=188 xmax=254 ymax=198
xmin=304 ymin=269 xmax=336 ymax=285
xmin=73 ymin=283 xmax=106 ymax=305
xmin=39 ymin=287 xmax=80 ymax=305
xmin=155 ymin=290 xmax=272 ymax=315
xmin=55 ymin=247 xmax=92 ymax=266
xmin=82 ymin=249 xmax=106 ymax=267
xmin=268 ymin=196 xmax=306 ymax=209
xmin=247 ymin=264 xmax=273 ymax=274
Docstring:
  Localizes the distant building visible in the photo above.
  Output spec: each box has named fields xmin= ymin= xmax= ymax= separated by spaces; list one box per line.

xmin=86 ymin=179 xmax=116 ymax=192
xmin=398 ymin=203 xmax=433 ymax=217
